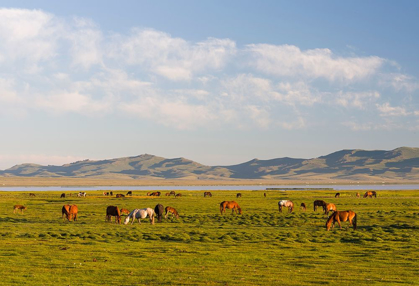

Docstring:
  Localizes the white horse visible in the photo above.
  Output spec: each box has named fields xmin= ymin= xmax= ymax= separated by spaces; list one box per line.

xmin=124 ymin=208 xmax=155 ymax=225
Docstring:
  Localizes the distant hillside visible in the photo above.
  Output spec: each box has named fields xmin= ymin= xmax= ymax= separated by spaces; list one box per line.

xmin=1 ymin=147 xmax=419 ymax=181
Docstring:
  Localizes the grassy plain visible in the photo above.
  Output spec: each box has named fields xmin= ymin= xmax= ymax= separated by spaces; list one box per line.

xmin=0 ymin=189 xmax=417 ymax=285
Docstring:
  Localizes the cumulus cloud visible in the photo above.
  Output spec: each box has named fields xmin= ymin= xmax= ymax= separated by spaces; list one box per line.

xmin=336 ymin=91 xmax=380 ymax=109
xmin=376 ymin=103 xmax=409 ymax=116
xmin=246 ymin=44 xmax=384 ymax=81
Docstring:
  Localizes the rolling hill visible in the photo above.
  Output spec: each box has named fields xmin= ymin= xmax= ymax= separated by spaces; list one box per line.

xmin=1 ymin=147 xmax=419 ymax=181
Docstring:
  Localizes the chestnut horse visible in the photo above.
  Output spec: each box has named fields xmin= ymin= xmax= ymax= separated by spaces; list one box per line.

xmin=363 ymin=191 xmax=377 ymax=198
xmin=220 ymin=201 xmax=242 ymax=215
xmin=278 ymin=200 xmax=294 ymax=213
xmin=106 ymin=206 xmax=121 ymax=224
xmin=324 ymin=203 xmax=337 ymax=215
xmin=356 ymin=192 xmax=360 ymax=198
xmin=204 ymin=192 xmax=212 ymax=197
xmin=300 ymin=203 xmax=307 ymax=211
xmin=13 ymin=205 xmax=27 ymax=214
xmin=120 ymin=208 xmax=130 ymax=215
xmin=65 ymin=205 xmax=78 ymax=221
xmin=326 ymin=210 xmax=357 ymax=231
xmin=165 ymin=206 xmax=180 ymax=219
xmin=313 ymin=200 xmax=327 ymax=212
xmin=62 ymin=205 xmax=71 ymax=221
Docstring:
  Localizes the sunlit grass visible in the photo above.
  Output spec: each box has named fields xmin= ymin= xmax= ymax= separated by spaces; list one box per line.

xmin=0 ymin=189 xmax=417 ymax=285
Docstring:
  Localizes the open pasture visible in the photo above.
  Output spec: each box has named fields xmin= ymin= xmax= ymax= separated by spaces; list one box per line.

xmin=0 ymin=189 xmax=417 ymax=285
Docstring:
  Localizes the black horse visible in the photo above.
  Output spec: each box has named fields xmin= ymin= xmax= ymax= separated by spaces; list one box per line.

xmin=154 ymin=204 xmax=165 ymax=223
xmin=126 ymin=191 xmax=133 ymax=196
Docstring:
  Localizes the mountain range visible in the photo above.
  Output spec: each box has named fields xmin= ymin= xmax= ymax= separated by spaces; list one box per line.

xmin=1 ymin=147 xmax=419 ymax=181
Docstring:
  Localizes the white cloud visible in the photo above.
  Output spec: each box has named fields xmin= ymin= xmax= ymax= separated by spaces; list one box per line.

xmin=376 ymin=103 xmax=409 ymax=116
xmin=247 ymin=44 xmax=384 ymax=81
xmin=336 ymin=91 xmax=380 ymax=109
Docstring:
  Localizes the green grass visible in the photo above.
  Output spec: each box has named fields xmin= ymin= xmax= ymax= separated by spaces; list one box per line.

xmin=0 ymin=190 xmax=417 ymax=285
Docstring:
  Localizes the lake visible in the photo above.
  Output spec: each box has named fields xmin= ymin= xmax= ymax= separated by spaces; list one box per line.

xmin=0 ymin=184 xmax=418 ymax=192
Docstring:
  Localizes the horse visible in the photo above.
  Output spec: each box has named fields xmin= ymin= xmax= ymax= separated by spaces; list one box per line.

xmin=165 ymin=192 xmax=170 ymax=196
xmin=120 ymin=208 xmax=130 ymax=215
xmin=29 ymin=193 xmax=36 ymax=197
xmin=116 ymin=194 xmax=125 ymax=198
xmin=103 ymin=191 xmax=109 ymax=196
xmin=363 ymin=191 xmax=377 ymax=198
xmin=264 ymin=193 xmax=266 ymax=198
xmin=13 ymin=205 xmax=27 ymax=214
xmin=335 ymin=193 xmax=340 ymax=198
xmin=204 ymin=191 xmax=212 ymax=197
xmin=165 ymin=206 xmax=180 ymax=219
xmin=124 ymin=208 xmax=155 ymax=225
xmin=60 ymin=193 xmax=66 ymax=198
xmin=62 ymin=205 xmax=71 ymax=221
xmin=278 ymin=200 xmax=294 ymax=213
xmin=77 ymin=192 xmax=86 ymax=197
xmin=326 ymin=210 xmax=357 ymax=231
xmin=126 ymin=191 xmax=133 ymax=196
xmin=169 ymin=191 xmax=176 ymax=196
xmin=313 ymin=200 xmax=327 ymax=212
xmin=106 ymin=206 xmax=121 ymax=224
xmin=356 ymin=192 xmax=360 ymax=198
xmin=220 ymin=201 xmax=242 ymax=215
xmin=110 ymin=192 xmax=113 ymax=196
xmin=66 ymin=205 xmax=78 ymax=221
xmin=324 ymin=203 xmax=337 ymax=215
xmin=300 ymin=203 xmax=307 ymax=211
xmin=175 ymin=193 xmax=182 ymax=198
xmin=154 ymin=204 xmax=165 ymax=222
xmin=236 ymin=193 xmax=242 ymax=198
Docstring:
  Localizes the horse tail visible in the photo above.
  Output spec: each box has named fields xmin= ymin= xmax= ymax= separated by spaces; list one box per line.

xmin=353 ymin=213 xmax=357 ymax=230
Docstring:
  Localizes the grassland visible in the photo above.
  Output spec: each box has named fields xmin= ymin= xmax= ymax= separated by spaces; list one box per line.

xmin=0 ymin=189 xmax=417 ymax=285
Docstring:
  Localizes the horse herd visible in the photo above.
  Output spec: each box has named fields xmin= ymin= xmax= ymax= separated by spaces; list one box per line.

xmin=16 ymin=190 xmax=377 ymax=231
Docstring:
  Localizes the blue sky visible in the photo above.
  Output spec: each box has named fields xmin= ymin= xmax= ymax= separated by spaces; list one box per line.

xmin=0 ymin=1 xmax=418 ymax=169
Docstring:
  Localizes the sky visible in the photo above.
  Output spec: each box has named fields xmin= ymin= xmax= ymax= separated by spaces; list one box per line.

xmin=0 ymin=0 xmax=418 ymax=169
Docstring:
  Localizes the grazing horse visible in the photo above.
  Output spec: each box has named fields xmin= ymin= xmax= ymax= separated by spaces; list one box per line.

xmin=356 ymin=192 xmax=360 ymax=198
xmin=126 ymin=191 xmax=133 ymax=196
xmin=204 ymin=192 xmax=212 ymax=197
xmin=110 ymin=192 xmax=113 ymax=196
xmin=60 ymin=193 xmax=66 ymax=198
xmin=326 ymin=210 xmax=357 ymax=231
xmin=67 ymin=205 xmax=78 ymax=221
xmin=124 ymin=208 xmax=155 ymax=225
xmin=175 ymin=193 xmax=182 ymax=198
xmin=77 ymin=192 xmax=86 ymax=197
xmin=236 ymin=193 xmax=242 ymax=198
xmin=313 ymin=200 xmax=327 ymax=212
xmin=325 ymin=203 xmax=337 ymax=215
xmin=165 ymin=192 xmax=170 ymax=196
xmin=335 ymin=193 xmax=340 ymax=198
xmin=106 ymin=206 xmax=121 ymax=224
xmin=278 ymin=200 xmax=294 ymax=213
xmin=220 ymin=201 xmax=242 ymax=215
xmin=264 ymin=193 xmax=266 ymax=198
xmin=116 ymin=194 xmax=125 ymax=198
xmin=62 ymin=205 xmax=71 ymax=221
xmin=165 ymin=206 xmax=180 ymax=219
xmin=364 ymin=191 xmax=377 ymax=198
xmin=154 ymin=204 xmax=165 ymax=222
xmin=29 ymin=193 xmax=36 ymax=197
xmin=169 ymin=191 xmax=176 ymax=196
xmin=13 ymin=205 xmax=27 ymax=214
xmin=300 ymin=203 xmax=307 ymax=211
xmin=120 ymin=208 xmax=130 ymax=215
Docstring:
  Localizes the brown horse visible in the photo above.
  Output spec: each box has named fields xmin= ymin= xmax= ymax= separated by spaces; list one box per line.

xmin=29 ymin=193 xmax=36 ymax=197
xmin=165 ymin=192 xmax=170 ymax=196
xmin=236 ymin=193 xmax=242 ymax=198
xmin=313 ymin=200 xmax=327 ymax=212
xmin=264 ymin=193 xmax=266 ymax=197
xmin=326 ymin=210 xmax=357 ymax=231
xmin=165 ymin=206 xmax=180 ymax=219
xmin=335 ymin=193 xmax=340 ymax=198
xmin=106 ymin=206 xmax=121 ymax=224
xmin=220 ymin=201 xmax=242 ymax=215
xmin=120 ymin=208 xmax=130 ymax=215
xmin=13 ymin=205 xmax=27 ymax=214
xmin=356 ymin=192 xmax=360 ymax=198
xmin=300 ymin=203 xmax=307 ymax=211
xmin=67 ymin=205 xmax=78 ymax=221
xmin=175 ymin=193 xmax=182 ymax=198
xmin=363 ymin=191 xmax=377 ymax=198
xmin=278 ymin=200 xmax=294 ymax=213
xmin=169 ymin=191 xmax=176 ymax=196
xmin=324 ymin=203 xmax=337 ymax=215
xmin=116 ymin=194 xmax=125 ymax=198
xmin=155 ymin=204 xmax=165 ymax=222
xmin=62 ymin=205 xmax=71 ymax=221
xmin=204 ymin=191 xmax=212 ymax=197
